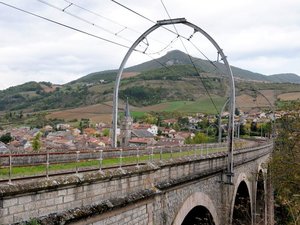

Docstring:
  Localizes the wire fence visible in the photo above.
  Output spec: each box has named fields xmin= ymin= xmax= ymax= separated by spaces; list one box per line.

xmin=0 ymin=139 xmax=272 ymax=184
xmin=0 ymin=143 xmax=230 ymax=183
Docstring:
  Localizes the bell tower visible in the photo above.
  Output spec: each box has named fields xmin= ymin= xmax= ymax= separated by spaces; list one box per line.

xmin=120 ymin=98 xmax=133 ymax=147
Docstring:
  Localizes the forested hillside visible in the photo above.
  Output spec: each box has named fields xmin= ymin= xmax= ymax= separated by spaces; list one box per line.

xmin=1 ymin=50 xmax=300 ymax=113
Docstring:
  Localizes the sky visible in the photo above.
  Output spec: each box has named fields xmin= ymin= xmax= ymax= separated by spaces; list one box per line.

xmin=0 ymin=0 xmax=300 ymax=90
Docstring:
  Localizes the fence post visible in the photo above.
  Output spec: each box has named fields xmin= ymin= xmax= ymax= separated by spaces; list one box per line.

xmin=46 ymin=152 xmax=49 ymax=178
xmin=194 ymin=145 xmax=197 ymax=158
xmin=170 ymin=146 xmax=173 ymax=160
xmin=8 ymin=154 xmax=12 ymax=184
xmin=136 ymin=147 xmax=140 ymax=168
xmin=119 ymin=148 xmax=123 ymax=169
xmin=200 ymin=144 xmax=203 ymax=157
xmin=118 ymin=148 xmax=126 ymax=174
xmin=76 ymin=151 xmax=80 ymax=174
xmin=151 ymin=147 xmax=154 ymax=162
xmin=99 ymin=150 xmax=103 ymax=173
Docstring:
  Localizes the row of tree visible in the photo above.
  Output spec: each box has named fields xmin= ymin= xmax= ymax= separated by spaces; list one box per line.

xmin=271 ymin=101 xmax=300 ymax=225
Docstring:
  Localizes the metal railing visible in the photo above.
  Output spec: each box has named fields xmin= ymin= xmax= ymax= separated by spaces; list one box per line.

xmin=0 ymin=140 xmax=271 ymax=183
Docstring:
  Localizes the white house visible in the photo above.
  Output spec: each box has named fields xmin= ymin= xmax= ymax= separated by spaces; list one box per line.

xmin=147 ymin=125 xmax=158 ymax=136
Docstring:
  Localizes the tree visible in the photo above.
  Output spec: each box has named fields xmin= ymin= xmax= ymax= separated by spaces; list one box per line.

xmin=0 ymin=133 xmax=13 ymax=144
xmin=178 ymin=117 xmax=189 ymax=130
xmin=185 ymin=132 xmax=208 ymax=144
xmin=143 ymin=113 xmax=157 ymax=124
xmin=79 ymin=118 xmax=90 ymax=134
xmin=102 ymin=128 xmax=110 ymax=137
xmin=235 ymin=108 xmax=240 ymax=116
xmin=31 ymin=132 xmax=42 ymax=151
xmin=270 ymin=102 xmax=300 ymax=225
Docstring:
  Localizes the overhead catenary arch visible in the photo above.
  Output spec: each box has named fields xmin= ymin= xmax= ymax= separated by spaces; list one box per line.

xmin=172 ymin=192 xmax=220 ymax=225
xmin=111 ymin=18 xmax=235 ymax=182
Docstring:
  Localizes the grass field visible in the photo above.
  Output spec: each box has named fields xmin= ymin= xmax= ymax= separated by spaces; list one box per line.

xmin=135 ymin=96 xmax=227 ymax=114
xmin=278 ymin=92 xmax=300 ymax=101
xmin=45 ymin=88 xmax=285 ymax=124
xmin=47 ymin=97 xmax=227 ymax=123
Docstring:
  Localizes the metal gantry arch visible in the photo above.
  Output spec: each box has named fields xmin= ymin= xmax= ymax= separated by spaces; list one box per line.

xmin=111 ymin=18 xmax=236 ymax=183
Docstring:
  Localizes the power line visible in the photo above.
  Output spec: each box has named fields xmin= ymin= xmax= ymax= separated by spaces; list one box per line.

xmin=66 ymin=0 xmax=172 ymax=48
xmin=110 ymin=0 xmax=178 ymax=37
xmin=1 ymin=1 xmax=227 ymax=109
xmin=0 ymin=1 xmax=197 ymax=81
xmin=110 ymin=0 xmax=155 ymax=24
xmin=0 ymin=1 xmax=132 ymax=49
xmin=37 ymin=0 xmax=133 ymax=44
xmin=145 ymin=36 xmax=178 ymax=55
xmin=62 ymin=0 xmax=140 ymax=35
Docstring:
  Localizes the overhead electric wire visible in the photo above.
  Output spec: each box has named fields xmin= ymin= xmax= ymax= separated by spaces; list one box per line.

xmin=145 ymin=36 xmax=178 ymax=55
xmin=160 ymin=0 xmax=220 ymax=114
xmin=0 ymin=1 xmax=194 ymax=84
xmin=1 ymin=0 xmax=227 ymax=111
xmin=62 ymin=0 xmax=139 ymax=35
xmin=59 ymin=0 xmax=170 ymax=50
xmin=0 ymin=1 xmax=132 ymax=49
xmin=110 ymin=0 xmax=155 ymax=24
xmin=37 ymin=0 xmax=133 ymax=43
xmin=110 ymin=0 xmax=179 ymax=37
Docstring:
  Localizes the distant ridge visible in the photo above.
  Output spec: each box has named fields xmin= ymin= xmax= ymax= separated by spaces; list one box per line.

xmin=1 ymin=50 xmax=300 ymax=113
xmin=268 ymin=73 xmax=300 ymax=83
xmin=71 ymin=50 xmax=300 ymax=84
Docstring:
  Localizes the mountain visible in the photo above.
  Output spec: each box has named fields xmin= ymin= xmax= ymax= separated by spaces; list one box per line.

xmin=1 ymin=50 xmax=300 ymax=113
xmin=268 ymin=73 xmax=300 ymax=83
xmin=70 ymin=50 xmax=300 ymax=84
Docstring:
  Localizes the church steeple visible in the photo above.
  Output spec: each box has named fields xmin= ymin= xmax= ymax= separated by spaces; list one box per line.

xmin=125 ymin=97 xmax=130 ymax=118
xmin=120 ymin=98 xmax=133 ymax=147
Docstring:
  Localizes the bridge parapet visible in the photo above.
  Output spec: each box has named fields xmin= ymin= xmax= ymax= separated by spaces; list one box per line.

xmin=0 ymin=141 xmax=273 ymax=224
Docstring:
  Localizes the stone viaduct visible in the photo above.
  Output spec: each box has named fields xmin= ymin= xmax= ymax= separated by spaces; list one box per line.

xmin=0 ymin=141 xmax=274 ymax=225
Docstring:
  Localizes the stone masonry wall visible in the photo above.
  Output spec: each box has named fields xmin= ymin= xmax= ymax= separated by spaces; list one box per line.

xmin=0 ymin=142 xmax=272 ymax=224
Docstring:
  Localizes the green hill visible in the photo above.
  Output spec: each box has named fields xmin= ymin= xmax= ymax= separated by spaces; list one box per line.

xmin=1 ymin=50 xmax=300 ymax=114
xmin=69 ymin=50 xmax=300 ymax=85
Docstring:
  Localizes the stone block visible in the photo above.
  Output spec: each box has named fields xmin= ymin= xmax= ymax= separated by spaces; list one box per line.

xmin=82 ymin=197 xmax=92 ymax=206
xmin=68 ymin=200 xmax=82 ymax=209
xmin=45 ymin=198 xmax=55 ymax=206
xmin=9 ymin=204 xmax=24 ymax=214
xmin=13 ymin=210 xmax=39 ymax=223
xmin=64 ymin=194 xmax=75 ymax=203
xmin=54 ymin=196 xmax=63 ymax=205
xmin=24 ymin=202 xmax=36 ymax=211
xmin=67 ymin=188 xmax=76 ymax=195
xmin=75 ymin=191 xmax=86 ymax=200
xmin=57 ymin=203 xmax=69 ymax=211
xmin=18 ymin=195 xmax=32 ymax=204
xmin=58 ymin=189 xmax=67 ymax=196
xmin=1 ymin=215 xmax=14 ymax=224
xmin=3 ymin=198 xmax=18 ymax=207
xmin=38 ymin=205 xmax=57 ymax=215
xmin=0 ymin=208 xmax=8 ymax=217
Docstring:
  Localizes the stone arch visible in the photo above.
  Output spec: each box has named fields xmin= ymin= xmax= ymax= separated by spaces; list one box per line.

xmin=231 ymin=172 xmax=253 ymax=225
xmin=172 ymin=192 xmax=219 ymax=225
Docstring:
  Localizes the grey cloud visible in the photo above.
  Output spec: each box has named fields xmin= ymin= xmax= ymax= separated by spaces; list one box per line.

xmin=0 ymin=0 xmax=300 ymax=89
